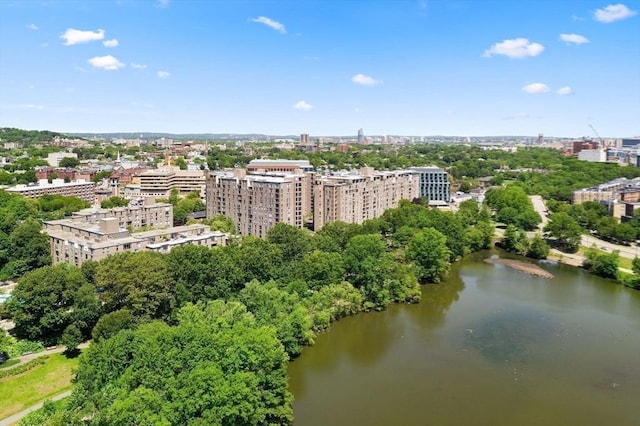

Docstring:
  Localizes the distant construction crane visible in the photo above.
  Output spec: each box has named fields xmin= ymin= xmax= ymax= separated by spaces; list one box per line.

xmin=588 ymin=124 xmax=606 ymax=149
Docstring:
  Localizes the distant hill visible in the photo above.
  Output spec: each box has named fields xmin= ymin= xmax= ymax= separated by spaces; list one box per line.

xmin=66 ymin=132 xmax=279 ymax=140
xmin=0 ymin=127 xmax=69 ymax=144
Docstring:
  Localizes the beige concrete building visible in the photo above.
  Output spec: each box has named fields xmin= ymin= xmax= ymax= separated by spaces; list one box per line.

xmin=206 ymin=169 xmax=312 ymax=238
xmin=571 ymin=178 xmax=640 ymax=204
xmin=139 ymin=168 xmax=206 ymax=198
xmin=246 ymin=159 xmax=314 ymax=174
xmin=70 ymin=198 xmax=173 ymax=230
xmin=6 ymin=179 xmax=95 ymax=203
xmin=44 ymin=218 xmax=226 ymax=267
xmin=313 ymin=168 xmax=419 ymax=231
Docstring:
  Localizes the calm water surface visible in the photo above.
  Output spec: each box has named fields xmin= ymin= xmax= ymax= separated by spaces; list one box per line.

xmin=288 ymin=251 xmax=640 ymax=426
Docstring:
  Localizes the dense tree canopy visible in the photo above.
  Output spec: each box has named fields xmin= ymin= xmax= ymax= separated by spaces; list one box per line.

xmin=6 ymin=264 xmax=100 ymax=346
xmin=544 ymin=212 xmax=583 ymax=252
xmin=66 ymin=301 xmax=293 ymax=426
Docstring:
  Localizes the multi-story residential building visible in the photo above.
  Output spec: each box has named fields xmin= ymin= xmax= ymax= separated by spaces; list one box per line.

xmin=571 ymin=178 xmax=640 ymax=204
xmin=313 ymin=167 xmax=419 ymax=231
xmin=36 ymin=167 xmax=97 ymax=183
xmin=139 ymin=168 xmax=206 ymax=198
xmin=206 ymin=168 xmax=312 ymax=238
xmin=43 ymin=218 xmax=226 ymax=267
xmin=409 ymin=166 xmax=451 ymax=203
xmin=70 ymin=198 xmax=173 ymax=230
xmin=246 ymin=159 xmax=314 ymax=174
xmin=5 ymin=179 xmax=95 ymax=203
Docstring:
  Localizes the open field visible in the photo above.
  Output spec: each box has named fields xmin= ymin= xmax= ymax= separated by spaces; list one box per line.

xmin=0 ymin=353 xmax=78 ymax=421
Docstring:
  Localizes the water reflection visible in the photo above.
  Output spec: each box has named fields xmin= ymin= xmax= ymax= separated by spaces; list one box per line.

xmin=406 ymin=260 xmax=465 ymax=330
xmin=464 ymin=309 xmax=556 ymax=364
xmin=290 ymin=252 xmax=640 ymax=426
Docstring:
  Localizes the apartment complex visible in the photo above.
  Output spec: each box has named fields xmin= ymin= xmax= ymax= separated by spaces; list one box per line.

xmin=206 ymin=168 xmax=312 ymax=238
xmin=572 ymin=177 xmax=640 ymax=222
xmin=5 ymin=179 xmax=95 ymax=203
xmin=313 ymin=167 xmax=419 ymax=231
xmin=44 ymin=211 xmax=226 ymax=266
xmin=571 ymin=178 xmax=640 ymax=204
xmin=139 ymin=168 xmax=206 ymax=198
xmin=409 ymin=166 xmax=451 ymax=203
xmin=246 ymin=159 xmax=314 ymax=174
xmin=70 ymin=197 xmax=173 ymax=230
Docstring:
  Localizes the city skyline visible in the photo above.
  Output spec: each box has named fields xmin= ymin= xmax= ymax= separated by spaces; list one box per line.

xmin=1 ymin=0 xmax=639 ymax=138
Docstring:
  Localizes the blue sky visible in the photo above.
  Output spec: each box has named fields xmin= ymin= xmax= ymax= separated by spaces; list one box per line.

xmin=1 ymin=0 xmax=639 ymax=138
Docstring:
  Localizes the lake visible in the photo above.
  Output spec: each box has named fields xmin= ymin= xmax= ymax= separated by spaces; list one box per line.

xmin=288 ymin=251 xmax=640 ymax=426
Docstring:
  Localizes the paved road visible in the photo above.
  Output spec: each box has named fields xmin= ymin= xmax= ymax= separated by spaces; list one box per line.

xmin=0 ymin=391 xmax=71 ymax=426
xmin=528 ymin=195 xmax=639 ymax=260
xmin=3 ymin=342 xmax=90 ymax=371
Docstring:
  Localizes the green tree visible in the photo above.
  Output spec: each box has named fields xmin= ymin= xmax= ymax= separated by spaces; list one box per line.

xmin=94 ymin=251 xmax=175 ymax=321
xmin=6 ymin=264 xmax=99 ymax=346
xmin=405 ymin=228 xmax=451 ymax=283
xmin=91 ymin=308 xmax=134 ymax=343
xmin=58 ymin=157 xmax=80 ymax=168
xmin=583 ymin=248 xmax=619 ymax=279
xmin=100 ymin=196 xmax=129 ymax=208
xmin=2 ymin=218 xmax=50 ymax=279
xmin=69 ymin=301 xmax=293 ymax=425
xmin=544 ymin=212 xmax=583 ymax=252
xmin=238 ymin=280 xmax=314 ymax=357
xmin=204 ymin=214 xmax=236 ymax=234
xmin=267 ymin=223 xmax=312 ymax=263
xmin=527 ymin=233 xmax=550 ymax=259
xmin=296 ymin=250 xmax=345 ymax=290
xmin=500 ymin=225 xmax=529 ymax=255
xmin=60 ymin=324 xmax=82 ymax=355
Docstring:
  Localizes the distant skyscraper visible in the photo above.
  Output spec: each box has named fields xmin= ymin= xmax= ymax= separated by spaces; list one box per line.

xmin=357 ymin=128 xmax=364 ymax=144
xmin=300 ymin=133 xmax=309 ymax=144
xmin=538 ymin=134 xmax=544 ymax=144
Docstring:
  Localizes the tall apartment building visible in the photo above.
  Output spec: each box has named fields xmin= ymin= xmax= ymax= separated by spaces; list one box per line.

xmin=5 ymin=179 xmax=95 ymax=203
xmin=313 ymin=167 xmax=419 ymax=231
xmin=409 ymin=166 xmax=451 ymax=202
xmin=206 ymin=169 xmax=312 ymax=238
xmin=139 ymin=168 xmax=206 ymax=198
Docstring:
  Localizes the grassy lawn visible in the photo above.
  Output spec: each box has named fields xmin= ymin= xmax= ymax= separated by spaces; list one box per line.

xmin=579 ymin=246 xmax=635 ymax=270
xmin=0 ymin=353 xmax=79 ymax=421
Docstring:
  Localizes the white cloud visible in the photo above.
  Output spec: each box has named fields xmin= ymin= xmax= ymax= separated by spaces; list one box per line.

xmin=103 ymin=39 xmax=119 ymax=48
xmin=157 ymin=71 xmax=171 ymax=79
xmin=483 ymin=38 xmax=544 ymax=58
xmin=26 ymin=23 xmax=38 ymax=30
xmin=594 ymin=3 xmax=637 ymax=23
xmin=251 ymin=16 xmax=286 ymax=33
xmin=88 ymin=55 xmax=125 ymax=71
xmin=352 ymin=73 xmax=382 ymax=86
xmin=557 ymin=86 xmax=573 ymax=95
xmin=156 ymin=0 xmax=170 ymax=7
xmin=18 ymin=104 xmax=45 ymax=110
xmin=61 ymin=28 xmax=105 ymax=46
xmin=293 ymin=100 xmax=313 ymax=111
xmin=560 ymin=33 xmax=589 ymax=44
xmin=130 ymin=63 xmax=147 ymax=70
xmin=522 ymin=83 xmax=550 ymax=94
